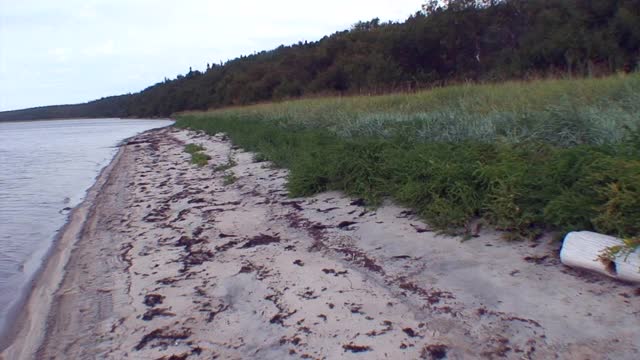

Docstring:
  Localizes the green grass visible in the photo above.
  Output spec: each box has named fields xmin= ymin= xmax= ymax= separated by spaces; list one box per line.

xmin=213 ymin=155 xmax=237 ymax=172
xmin=184 ymin=143 xmax=210 ymax=167
xmin=222 ymin=172 xmax=237 ymax=185
xmin=175 ymin=74 xmax=640 ymax=239
xmin=184 ymin=143 xmax=205 ymax=154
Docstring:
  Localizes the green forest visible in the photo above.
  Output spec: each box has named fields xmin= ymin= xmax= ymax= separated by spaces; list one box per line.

xmin=0 ymin=0 xmax=639 ymax=121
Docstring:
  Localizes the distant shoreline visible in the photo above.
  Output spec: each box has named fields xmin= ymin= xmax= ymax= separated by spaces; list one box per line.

xmin=0 ymin=117 xmax=173 ymax=123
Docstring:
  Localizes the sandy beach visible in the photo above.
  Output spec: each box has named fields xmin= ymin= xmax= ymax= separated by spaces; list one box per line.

xmin=2 ymin=127 xmax=639 ymax=359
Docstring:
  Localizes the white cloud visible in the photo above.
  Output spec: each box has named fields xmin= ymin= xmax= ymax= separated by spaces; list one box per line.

xmin=74 ymin=4 xmax=98 ymax=20
xmin=82 ymin=40 xmax=116 ymax=57
xmin=48 ymin=47 xmax=72 ymax=62
xmin=0 ymin=0 xmax=424 ymax=111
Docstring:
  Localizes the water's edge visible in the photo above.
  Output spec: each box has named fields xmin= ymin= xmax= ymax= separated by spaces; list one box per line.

xmin=0 ymin=127 xmax=160 ymax=354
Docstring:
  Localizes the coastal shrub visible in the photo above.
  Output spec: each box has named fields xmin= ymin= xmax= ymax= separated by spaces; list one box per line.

xmin=190 ymin=152 xmax=211 ymax=167
xmin=184 ymin=143 xmax=205 ymax=154
xmin=390 ymin=143 xmax=489 ymax=233
xmin=287 ymin=149 xmax=334 ymax=196
xmin=589 ymin=158 xmax=640 ymax=236
xmin=476 ymin=143 xmax=554 ymax=238
xmin=213 ymin=155 xmax=237 ymax=172
xmin=253 ymin=153 xmax=268 ymax=162
xmin=541 ymin=147 xmax=607 ymax=233
xmin=599 ymin=236 xmax=640 ymax=265
xmin=175 ymin=75 xmax=640 ymax=240
xmin=323 ymin=140 xmax=392 ymax=204
xmin=184 ymin=143 xmax=210 ymax=167
xmin=222 ymin=172 xmax=238 ymax=185
xmin=541 ymin=151 xmax=640 ymax=237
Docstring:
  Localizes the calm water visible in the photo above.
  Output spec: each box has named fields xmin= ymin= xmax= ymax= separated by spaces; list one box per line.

xmin=0 ymin=118 xmax=173 ymax=337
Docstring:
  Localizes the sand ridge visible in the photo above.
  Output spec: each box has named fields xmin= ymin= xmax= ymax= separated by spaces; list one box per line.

xmin=4 ymin=127 xmax=639 ymax=359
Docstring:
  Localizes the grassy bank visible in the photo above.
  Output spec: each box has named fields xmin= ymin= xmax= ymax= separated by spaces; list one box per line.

xmin=176 ymin=74 xmax=640 ymax=240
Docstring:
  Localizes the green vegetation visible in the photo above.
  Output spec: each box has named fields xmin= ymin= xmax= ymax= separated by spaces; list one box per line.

xmin=0 ymin=95 xmax=131 ymax=122
xmin=599 ymin=236 xmax=640 ymax=263
xmin=190 ymin=153 xmax=211 ymax=167
xmin=253 ymin=153 xmax=269 ymax=163
xmin=213 ymin=155 xmax=237 ymax=172
xmin=222 ymin=172 xmax=238 ymax=186
xmin=184 ymin=143 xmax=205 ymax=154
xmin=176 ymin=74 xmax=640 ymax=239
xmin=2 ymin=0 xmax=639 ymax=121
xmin=184 ymin=143 xmax=210 ymax=167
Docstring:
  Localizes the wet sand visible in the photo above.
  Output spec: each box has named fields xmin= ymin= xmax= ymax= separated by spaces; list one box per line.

xmin=2 ymin=127 xmax=639 ymax=359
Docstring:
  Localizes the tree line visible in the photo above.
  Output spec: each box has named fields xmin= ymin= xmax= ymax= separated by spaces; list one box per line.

xmin=1 ymin=0 xmax=639 ymax=121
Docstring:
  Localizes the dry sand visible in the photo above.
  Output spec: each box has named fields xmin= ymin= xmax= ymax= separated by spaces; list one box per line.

xmin=2 ymin=127 xmax=639 ymax=359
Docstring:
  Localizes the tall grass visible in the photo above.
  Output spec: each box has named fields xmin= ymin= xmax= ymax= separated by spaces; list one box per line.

xmin=176 ymin=74 xmax=640 ymax=239
xmin=191 ymin=74 xmax=640 ymax=145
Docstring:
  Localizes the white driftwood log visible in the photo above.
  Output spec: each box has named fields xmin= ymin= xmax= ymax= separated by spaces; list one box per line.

xmin=560 ymin=231 xmax=640 ymax=283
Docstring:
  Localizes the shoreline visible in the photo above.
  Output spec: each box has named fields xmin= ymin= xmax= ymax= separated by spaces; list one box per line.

xmin=2 ymin=127 xmax=638 ymax=359
xmin=0 ymin=117 xmax=174 ymax=124
xmin=0 ymin=122 xmax=174 ymax=355
xmin=0 ymin=145 xmax=126 ymax=359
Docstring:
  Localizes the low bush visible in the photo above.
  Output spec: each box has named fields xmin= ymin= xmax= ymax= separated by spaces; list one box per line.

xmin=213 ymin=155 xmax=237 ymax=172
xmin=175 ymin=75 xmax=640 ymax=240
xmin=184 ymin=143 xmax=205 ymax=154
xmin=222 ymin=172 xmax=238 ymax=185
xmin=190 ymin=152 xmax=211 ymax=167
xmin=184 ymin=143 xmax=210 ymax=167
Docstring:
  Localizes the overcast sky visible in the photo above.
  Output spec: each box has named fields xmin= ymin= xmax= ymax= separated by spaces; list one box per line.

xmin=0 ymin=0 xmax=423 ymax=111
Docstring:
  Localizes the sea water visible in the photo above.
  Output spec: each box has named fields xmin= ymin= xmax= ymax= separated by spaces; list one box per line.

xmin=0 ymin=118 xmax=173 ymax=340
